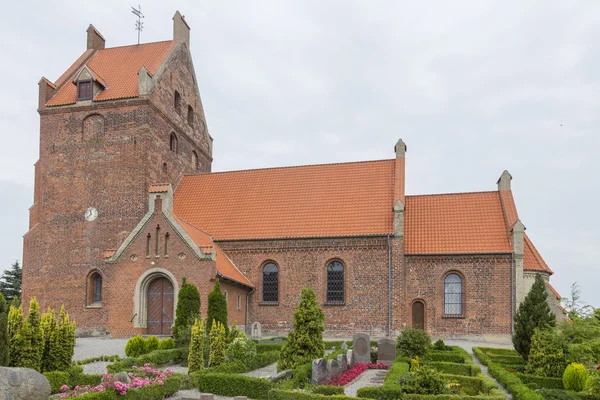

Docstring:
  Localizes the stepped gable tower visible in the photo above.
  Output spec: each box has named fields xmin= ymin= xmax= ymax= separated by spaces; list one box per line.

xmin=23 ymin=12 xmax=211 ymax=334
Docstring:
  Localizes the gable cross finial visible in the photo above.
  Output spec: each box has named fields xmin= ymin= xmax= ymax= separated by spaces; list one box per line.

xmin=131 ymin=5 xmax=145 ymax=45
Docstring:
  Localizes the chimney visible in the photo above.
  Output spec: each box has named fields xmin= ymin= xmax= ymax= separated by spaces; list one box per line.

xmin=173 ymin=11 xmax=190 ymax=46
xmin=393 ymin=139 xmax=407 ymax=238
xmin=86 ymin=25 xmax=105 ymax=50
xmin=497 ymin=170 xmax=512 ymax=191
xmin=38 ymin=77 xmax=56 ymax=111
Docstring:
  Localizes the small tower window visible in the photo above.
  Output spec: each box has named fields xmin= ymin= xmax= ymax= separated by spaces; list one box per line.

xmin=237 ymin=294 xmax=241 ymax=311
xmin=174 ymin=91 xmax=181 ymax=114
xmin=162 ymin=163 xmax=167 ymax=173
xmin=87 ymin=271 xmax=102 ymax=305
xmin=170 ymin=133 xmax=178 ymax=153
xmin=164 ymin=232 xmax=170 ymax=257
xmin=77 ymin=80 xmax=93 ymax=101
xmin=192 ymin=151 xmax=199 ymax=170
xmin=187 ymin=105 xmax=194 ymax=127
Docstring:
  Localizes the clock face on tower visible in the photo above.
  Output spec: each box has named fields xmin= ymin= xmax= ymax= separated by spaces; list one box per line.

xmin=84 ymin=207 xmax=98 ymax=221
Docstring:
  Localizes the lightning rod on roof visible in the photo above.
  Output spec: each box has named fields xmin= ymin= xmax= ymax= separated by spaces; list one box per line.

xmin=131 ymin=5 xmax=145 ymax=45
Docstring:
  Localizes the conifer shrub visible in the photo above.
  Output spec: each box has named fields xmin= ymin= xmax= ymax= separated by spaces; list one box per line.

xmin=526 ymin=328 xmax=568 ymax=378
xmin=207 ymin=278 xmax=228 ymax=336
xmin=396 ymin=327 xmax=431 ymax=359
xmin=173 ymin=277 xmax=201 ymax=346
xmin=562 ymin=362 xmax=587 ymax=392
xmin=278 ymin=287 xmax=325 ymax=371
xmin=433 ymin=339 xmax=450 ymax=351
xmin=228 ymin=336 xmax=257 ymax=366
xmin=226 ymin=321 xmax=245 ymax=344
xmin=20 ymin=297 xmax=43 ymax=370
xmin=145 ymin=335 xmax=160 ymax=353
xmin=513 ymin=274 xmax=556 ymax=360
xmin=125 ymin=335 xmax=147 ymax=357
xmin=188 ymin=318 xmax=205 ymax=373
xmin=0 ymin=293 xmax=8 ymax=366
xmin=8 ymin=300 xmax=24 ymax=367
xmin=209 ymin=320 xmax=227 ymax=367
xmin=57 ymin=305 xmax=76 ymax=371
xmin=40 ymin=307 xmax=61 ymax=372
xmin=159 ymin=337 xmax=176 ymax=350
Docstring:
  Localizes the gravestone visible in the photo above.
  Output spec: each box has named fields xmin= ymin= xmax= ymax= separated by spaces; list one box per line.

xmin=346 ymin=349 xmax=356 ymax=369
xmin=311 ymin=358 xmax=330 ymax=385
xmin=327 ymin=359 xmax=341 ymax=380
xmin=352 ymin=332 xmax=371 ymax=363
xmin=337 ymin=353 xmax=348 ymax=372
xmin=341 ymin=341 xmax=348 ymax=350
xmin=377 ymin=338 xmax=396 ymax=366
xmin=0 ymin=367 xmax=51 ymax=400
xmin=250 ymin=321 xmax=262 ymax=339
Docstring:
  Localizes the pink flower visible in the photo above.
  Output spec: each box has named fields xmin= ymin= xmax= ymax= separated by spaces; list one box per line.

xmin=60 ymin=385 xmax=69 ymax=392
xmin=132 ymin=365 xmax=137 ymax=370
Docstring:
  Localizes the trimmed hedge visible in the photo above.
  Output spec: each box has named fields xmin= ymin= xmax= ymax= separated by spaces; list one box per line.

xmin=357 ymin=387 xmax=507 ymax=400
xmin=209 ymin=350 xmax=280 ymax=373
xmin=384 ymin=359 xmax=410 ymax=385
xmin=427 ymin=362 xmax=481 ymax=377
xmin=44 ymin=366 xmax=103 ymax=394
xmin=65 ymin=374 xmax=182 ymax=399
xmin=291 ymin=362 xmax=313 ymax=388
xmin=257 ymin=342 xmax=286 ymax=353
xmin=428 ymin=352 xmax=466 ymax=364
xmin=487 ymin=355 xmax=525 ymax=365
xmin=312 ymin=385 xmax=346 ymax=395
xmin=487 ymin=361 xmax=543 ymax=400
xmin=106 ymin=348 xmax=185 ymax=373
xmin=515 ymin=373 xmax=563 ymax=390
xmin=197 ymin=373 xmax=274 ymax=400
xmin=269 ymin=389 xmax=356 ymax=400
xmin=357 ymin=385 xmax=403 ymax=400
xmin=478 ymin=348 xmax=519 ymax=357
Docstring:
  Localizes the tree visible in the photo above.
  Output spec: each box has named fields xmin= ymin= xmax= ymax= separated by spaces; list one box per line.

xmin=40 ymin=307 xmax=61 ymax=372
xmin=7 ymin=299 xmax=23 ymax=367
xmin=173 ymin=277 xmax=201 ymax=346
xmin=562 ymin=283 xmax=594 ymax=319
xmin=188 ymin=318 xmax=205 ymax=373
xmin=513 ymin=274 xmax=556 ymax=360
xmin=278 ymin=287 xmax=325 ymax=371
xmin=207 ymin=278 xmax=228 ymax=336
xmin=0 ymin=261 xmax=22 ymax=304
xmin=526 ymin=328 xmax=568 ymax=378
xmin=208 ymin=320 xmax=227 ymax=367
xmin=0 ymin=293 xmax=8 ymax=366
xmin=57 ymin=305 xmax=76 ymax=371
xmin=19 ymin=297 xmax=43 ymax=370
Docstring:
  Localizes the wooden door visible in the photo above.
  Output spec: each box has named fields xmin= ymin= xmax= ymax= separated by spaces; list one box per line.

xmin=147 ymin=278 xmax=174 ymax=335
xmin=412 ymin=301 xmax=425 ymax=330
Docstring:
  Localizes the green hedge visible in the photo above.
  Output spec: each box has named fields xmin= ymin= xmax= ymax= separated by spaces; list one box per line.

xmin=487 ymin=362 xmax=543 ymax=400
xmin=197 ymin=373 xmax=274 ymax=400
xmin=477 ymin=348 xmax=519 ymax=357
xmin=269 ymin=389 xmax=357 ymax=400
xmin=74 ymin=355 xmax=121 ymax=365
xmin=44 ymin=366 xmax=103 ymax=394
xmin=357 ymin=385 xmax=404 ymax=400
xmin=487 ymin=355 xmax=525 ymax=366
xmin=427 ymin=362 xmax=481 ymax=377
xmin=472 ymin=348 xmax=490 ymax=366
xmin=291 ymin=363 xmax=313 ymax=388
xmin=257 ymin=342 xmax=286 ymax=353
xmin=312 ymin=385 xmax=346 ymax=395
xmin=428 ymin=352 xmax=466 ymax=364
xmin=515 ymin=373 xmax=564 ymax=390
xmin=404 ymin=395 xmax=506 ymax=400
xmin=440 ymin=374 xmax=489 ymax=396
xmin=384 ymin=359 xmax=411 ymax=385
xmin=106 ymin=348 xmax=185 ymax=373
xmin=357 ymin=386 xmax=507 ymax=400
xmin=55 ymin=374 xmax=182 ymax=400
xmin=208 ymin=350 xmax=280 ymax=374
xmin=322 ymin=340 xmax=378 ymax=350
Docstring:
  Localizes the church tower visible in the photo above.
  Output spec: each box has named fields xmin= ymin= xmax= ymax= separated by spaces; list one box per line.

xmin=23 ymin=12 xmax=211 ymax=334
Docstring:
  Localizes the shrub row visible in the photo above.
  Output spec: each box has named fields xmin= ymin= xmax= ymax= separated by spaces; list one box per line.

xmin=477 ymin=348 xmax=519 ymax=357
xmin=74 ymin=355 xmax=121 ymax=365
xmin=106 ymin=348 xmax=185 ymax=373
xmin=515 ymin=373 xmax=564 ymax=390
xmin=44 ymin=365 xmax=103 ymax=394
xmin=384 ymin=359 xmax=411 ymax=385
xmin=196 ymin=373 xmax=274 ymax=400
xmin=487 ymin=355 xmax=525 ymax=366
xmin=312 ymin=385 xmax=345 ymax=395
xmin=439 ymin=373 xmax=493 ymax=396
xmin=357 ymin=386 xmax=507 ymax=400
xmin=270 ymin=389 xmax=356 ymax=400
xmin=208 ymin=350 xmax=280 ymax=373
xmin=257 ymin=342 xmax=286 ymax=353
xmin=427 ymin=362 xmax=481 ymax=377
xmin=427 ymin=352 xmax=466 ymax=364
xmin=357 ymin=385 xmax=403 ymax=400
xmin=64 ymin=374 xmax=182 ymax=400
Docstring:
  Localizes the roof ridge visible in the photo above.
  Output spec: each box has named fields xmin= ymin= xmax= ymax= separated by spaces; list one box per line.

xmin=99 ymin=39 xmax=177 ymax=51
xmin=181 ymin=158 xmax=395 ymax=178
xmin=406 ymin=190 xmax=498 ymax=198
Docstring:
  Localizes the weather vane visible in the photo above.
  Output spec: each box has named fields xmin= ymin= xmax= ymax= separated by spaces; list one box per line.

xmin=131 ymin=5 xmax=144 ymax=45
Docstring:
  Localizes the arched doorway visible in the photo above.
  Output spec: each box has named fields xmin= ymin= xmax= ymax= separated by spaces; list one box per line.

xmin=146 ymin=277 xmax=174 ymax=335
xmin=412 ymin=300 xmax=425 ymax=330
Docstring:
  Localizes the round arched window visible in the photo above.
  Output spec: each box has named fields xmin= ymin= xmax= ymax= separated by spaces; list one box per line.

xmin=326 ymin=261 xmax=344 ymax=304
xmin=444 ymin=273 xmax=463 ymax=315
xmin=262 ymin=263 xmax=279 ymax=303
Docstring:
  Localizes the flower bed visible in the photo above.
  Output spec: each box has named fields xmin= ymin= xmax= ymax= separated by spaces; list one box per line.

xmin=52 ymin=364 xmax=174 ymax=398
xmin=328 ymin=362 xmax=389 ymax=386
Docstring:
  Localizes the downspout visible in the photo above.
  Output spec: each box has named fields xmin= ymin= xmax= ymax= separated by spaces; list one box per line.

xmin=510 ymin=252 xmax=514 ymax=335
xmin=245 ymin=287 xmax=255 ymax=335
xmin=387 ymin=234 xmax=392 ymax=338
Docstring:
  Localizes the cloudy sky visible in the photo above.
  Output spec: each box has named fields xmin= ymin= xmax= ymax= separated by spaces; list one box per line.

xmin=0 ymin=1 xmax=598 ymax=306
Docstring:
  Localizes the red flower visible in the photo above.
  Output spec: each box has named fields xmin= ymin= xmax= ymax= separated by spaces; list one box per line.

xmin=326 ymin=362 xmax=389 ymax=386
xmin=596 ymin=365 xmax=600 ymax=370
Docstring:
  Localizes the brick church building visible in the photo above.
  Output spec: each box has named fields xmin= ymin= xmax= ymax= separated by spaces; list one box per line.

xmin=22 ymin=12 xmax=564 ymax=341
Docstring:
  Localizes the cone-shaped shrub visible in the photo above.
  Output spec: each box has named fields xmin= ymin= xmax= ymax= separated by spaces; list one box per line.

xmin=226 ymin=320 xmax=245 ymax=345
xmin=207 ymin=278 xmax=228 ymax=336
xmin=40 ymin=307 xmax=61 ymax=372
xmin=7 ymin=300 xmax=23 ymax=367
xmin=173 ymin=277 xmax=201 ymax=346
xmin=278 ymin=287 xmax=325 ymax=371
xmin=513 ymin=274 xmax=556 ymax=360
xmin=20 ymin=297 xmax=43 ymax=370
xmin=208 ymin=320 xmax=227 ymax=367
xmin=0 ymin=293 xmax=8 ymax=366
xmin=145 ymin=335 xmax=160 ymax=353
xmin=188 ymin=318 xmax=205 ymax=373
xmin=525 ymin=328 xmax=567 ymax=378
xmin=563 ymin=363 xmax=587 ymax=391
xmin=125 ymin=335 xmax=147 ymax=357
xmin=57 ymin=305 xmax=76 ymax=371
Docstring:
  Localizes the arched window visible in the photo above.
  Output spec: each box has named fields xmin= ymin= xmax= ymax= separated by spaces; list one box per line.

xmin=262 ymin=262 xmax=278 ymax=303
xmin=187 ymin=105 xmax=194 ymax=127
xmin=237 ymin=294 xmax=241 ymax=311
xmin=444 ymin=273 xmax=463 ymax=316
xmin=170 ymin=133 xmax=178 ymax=153
xmin=192 ymin=151 xmax=199 ymax=170
xmin=223 ymin=290 xmax=228 ymax=305
xmin=174 ymin=91 xmax=181 ymax=114
xmin=87 ymin=271 xmax=102 ymax=305
xmin=326 ymin=260 xmax=344 ymax=304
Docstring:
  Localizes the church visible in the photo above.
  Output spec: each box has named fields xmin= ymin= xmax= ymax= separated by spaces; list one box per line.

xmin=22 ymin=12 xmax=564 ymax=341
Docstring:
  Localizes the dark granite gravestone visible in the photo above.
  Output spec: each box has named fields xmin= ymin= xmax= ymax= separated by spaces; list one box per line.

xmin=311 ymin=358 xmax=330 ymax=385
xmin=337 ymin=353 xmax=348 ymax=372
xmin=377 ymin=338 xmax=396 ymax=366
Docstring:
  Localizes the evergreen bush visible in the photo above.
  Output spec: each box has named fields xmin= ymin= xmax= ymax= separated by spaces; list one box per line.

xmin=227 ymin=336 xmax=257 ymax=366
xmin=226 ymin=321 xmax=245 ymax=344
xmin=20 ymin=297 xmax=43 ymax=370
xmin=400 ymin=357 xmax=446 ymax=395
xmin=57 ymin=305 xmax=76 ymax=371
xmin=188 ymin=318 xmax=205 ymax=373
xmin=145 ymin=336 xmax=160 ymax=353
xmin=0 ymin=293 xmax=8 ymax=366
xmin=433 ymin=339 xmax=450 ymax=351
xmin=207 ymin=278 xmax=228 ymax=336
xmin=40 ymin=307 xmax=62 ymax=372
xmin=562 ymin=363 xmax=587 ymax=392
xmin=396 ymin=328 xmax=431 ymax=359
xmin=173 ymin=277 xmax=201 ymax=346
xmin=312 ymin=385 xmax=345 ymax=395
xmin=125 ymin=335 xmax=147 ymax=357
xmin=525 ymin=328 xmax=568 ymax=378
xmin=278 ymin=287 xmax=325 ymax=371
xmin=158 ymin=337 xmax=176 ymax=350
xmin=209 ymin=320 xmax=227 ymax=367
xmin=513 ymin=274 xmax=556 ymax=360
xmin=8 ymin=300 xmax=24 ymax=367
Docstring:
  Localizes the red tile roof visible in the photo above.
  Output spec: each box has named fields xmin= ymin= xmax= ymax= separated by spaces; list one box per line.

xmin=175 ymin=217 xmax=253 ymax=287
xmin=499 ymin=190 xmax=519 ymax=229
xmin=524 ymin=234 xmax=553 ymax=274
xmin=545 ymin=282 xmax=562 ymax=300
xmin=148 ymin=184 xmax=171 ymax=193
xmin=404 ymin=192 xmax=512 ymax=254
xmin=47 ymin=40 xmax=177 ymax=106
xmin=173 ymin=160 xmax=396 ymax=240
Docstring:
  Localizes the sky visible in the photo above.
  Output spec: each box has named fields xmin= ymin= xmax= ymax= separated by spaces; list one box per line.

xmin=0 ymin=1 xmax=598 ymax=307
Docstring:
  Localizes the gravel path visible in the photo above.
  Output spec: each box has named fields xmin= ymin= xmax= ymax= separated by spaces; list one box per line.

xmin=344 ymin=369 xmax=388 ymax=397
xmin=74 ymin=337 xmax=128 ymax=360
xmin=243 ymin=362 xmax=278 ymax=378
